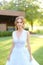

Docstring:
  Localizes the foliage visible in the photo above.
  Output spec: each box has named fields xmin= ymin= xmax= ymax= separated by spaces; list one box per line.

xmin=0 ymin=0 xmax=43 ymax=30
xmin=0 ymin=31 xmax=13 ymax=37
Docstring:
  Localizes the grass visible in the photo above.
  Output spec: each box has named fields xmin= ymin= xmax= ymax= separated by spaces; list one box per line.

xmin=30 ymin=30 xmax=43 ymax=35
xmin=30 ymin=36 xmax=43 ymax=65
xmin=0 ymin=35 xmax=43 ymax=65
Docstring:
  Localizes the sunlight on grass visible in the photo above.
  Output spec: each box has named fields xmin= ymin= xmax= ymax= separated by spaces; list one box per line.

xmin=0 ymin=39 xmax=12 ymax=52
xmin=30 ymin=36 xmax=43 ymax=53
xmin=30 ymin=36 xmax=43 ymax=65
xmin=31 ymin=41 xmax=43 ymax=53
xmin=0 ymin=39 xmax=12 ymax=43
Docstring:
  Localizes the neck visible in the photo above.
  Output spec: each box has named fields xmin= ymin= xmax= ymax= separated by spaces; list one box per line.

xmin=17 ymin=28 xmax=24 ymax=32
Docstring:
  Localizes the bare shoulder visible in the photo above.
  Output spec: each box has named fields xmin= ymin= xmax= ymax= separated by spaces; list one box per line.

xmin=25 ymin=30 xmax=30 ymax=38
xmin=25 ymin=30 xmax=30 ymax=35
xmin=24 ymin=30 xmax=30 ymax=37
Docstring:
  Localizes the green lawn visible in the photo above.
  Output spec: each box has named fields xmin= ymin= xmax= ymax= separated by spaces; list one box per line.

xmin=30 ymin=35 xmax=43 ymax=65
xmin=0 ymin=35 xmax=43 ymax=65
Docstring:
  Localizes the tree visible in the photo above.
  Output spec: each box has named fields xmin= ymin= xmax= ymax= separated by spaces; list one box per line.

xmin=0 ymin=0 xmax=43 ymax=31
xmin=25 ymin=3 xmax=40 ymax=31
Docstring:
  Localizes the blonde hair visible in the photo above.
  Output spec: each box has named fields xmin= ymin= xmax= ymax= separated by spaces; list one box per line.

xmin=14 ymin=16 xmax=25 ymax=30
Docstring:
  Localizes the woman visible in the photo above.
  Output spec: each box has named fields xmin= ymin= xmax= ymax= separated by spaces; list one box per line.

xmin=6 ymin=16 xmax=40 ymax=65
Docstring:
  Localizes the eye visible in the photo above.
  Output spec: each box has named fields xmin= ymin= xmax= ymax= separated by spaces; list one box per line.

xmin=17 ymin=22 xmax=22 ymax=23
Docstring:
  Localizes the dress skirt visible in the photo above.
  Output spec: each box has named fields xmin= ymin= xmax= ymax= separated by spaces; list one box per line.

xmin=6 ymin=46 xmax=40 ymax=65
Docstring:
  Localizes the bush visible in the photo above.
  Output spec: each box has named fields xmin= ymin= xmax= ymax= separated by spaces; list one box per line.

xmin=29 ymin=29 xmax=43 ymax=35
xmin=0 ymin=31 xmax=13 ymax=37
xmin=24 ymin=28 xmax=29 ymax=31
xmin=36 ymin=30 xmax=43 ymax=35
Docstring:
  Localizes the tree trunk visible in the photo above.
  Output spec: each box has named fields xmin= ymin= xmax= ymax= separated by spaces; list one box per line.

xmin=31 ymin=21 xmax=33 ymax=31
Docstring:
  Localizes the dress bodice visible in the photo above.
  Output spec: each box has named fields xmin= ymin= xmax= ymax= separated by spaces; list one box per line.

xmin=12 ymin=30 xmax=27 ymax=48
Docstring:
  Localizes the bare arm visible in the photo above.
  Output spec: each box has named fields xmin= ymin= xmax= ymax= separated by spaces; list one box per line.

xmin=9 ymin=41 xmax=14 ymax=56
xmin=27 ymin=31 xmax=32 ymax=60
xmin=7 ymin=41 xmax=15 ymax=60
xmin=9 ymin=31 xmax=15 ymax=56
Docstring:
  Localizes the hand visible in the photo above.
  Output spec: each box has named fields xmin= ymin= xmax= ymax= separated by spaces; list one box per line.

xmin=30 ymin=55 xmax=32 ymax=62
xmin=7 ymin=55 xmax=10 ymax=61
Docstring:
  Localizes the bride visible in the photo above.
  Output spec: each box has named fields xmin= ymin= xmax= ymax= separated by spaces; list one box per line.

xmin=6 ymin=16 xmax=40 ymax=65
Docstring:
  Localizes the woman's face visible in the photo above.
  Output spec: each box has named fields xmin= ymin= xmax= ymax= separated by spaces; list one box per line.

xmin=16 ymin=19 xmax=23 ymax=29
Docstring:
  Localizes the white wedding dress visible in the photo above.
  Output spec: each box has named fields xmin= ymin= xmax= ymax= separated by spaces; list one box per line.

xmin=6 ymin=30 xmax=40 ymax=65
